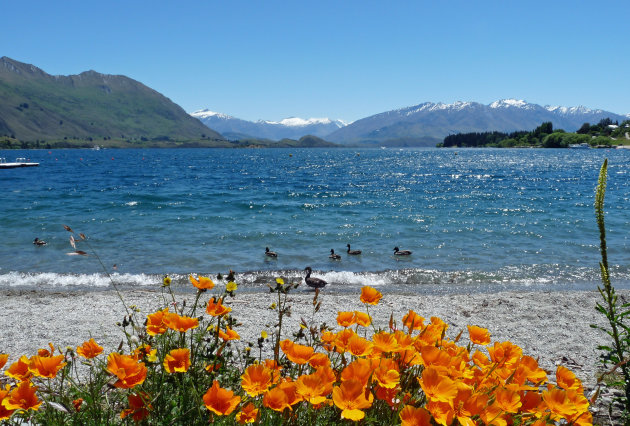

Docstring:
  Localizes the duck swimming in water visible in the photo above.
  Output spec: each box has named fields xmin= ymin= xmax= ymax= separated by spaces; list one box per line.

xmin=265 ymin=247 xmax=278 ymax=257
xmin=304 ymin=266 xmax=327 ymax=289
xmin=33 ymin=238 xmax=47 ymax=246
xmin=393 ymin=246 xmax=412 ymax=256
xmin=346 ymin=244 xmax=361 ymax=255
xmin=329 ymin=249 xmax=341 ymax=260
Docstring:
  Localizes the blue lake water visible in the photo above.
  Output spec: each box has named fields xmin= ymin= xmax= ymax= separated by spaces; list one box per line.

xmin=1 ymin=147 xmax=629 ymax=294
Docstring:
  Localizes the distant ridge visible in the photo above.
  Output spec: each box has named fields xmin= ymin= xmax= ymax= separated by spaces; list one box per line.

xmin=191 ymin=109 xmax=346 ymax=140
xmin=0 ymin=57 xmax=223 ymax=142
xmin=325 ymin=99 xmax=629 ymax=146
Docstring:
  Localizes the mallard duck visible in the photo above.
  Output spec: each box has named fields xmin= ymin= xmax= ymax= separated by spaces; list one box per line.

xmin=265 ymin=247 xmax=278 ymax=257
xmin=346 ymin=244 xmax=361 ymax=255
xmin=393 ymin=246 xmax=412 ymax=255
xmin=33 ymin=238 xmax=47 ymax=246
xmin=304 ymin=267 xmax=327 ymax=289
xmin=329 ymin=249 xmax=341 ymax=260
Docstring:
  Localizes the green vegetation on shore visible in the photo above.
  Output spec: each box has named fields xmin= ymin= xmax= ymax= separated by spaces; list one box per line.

xmin=439 ymin=119 xmax=630 ymax=148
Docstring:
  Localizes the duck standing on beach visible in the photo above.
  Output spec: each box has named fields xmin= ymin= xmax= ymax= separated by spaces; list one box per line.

xmin=33 ymin=238 xmax=47 ymax=246
xmin=393 ymin=246 xmax=412 ymax=256
xmin=329 ymin=249 xmax=341 ymax=260
xmin=265 ymin=247 xmax=278 ymax=258
xmin=304 ymin=266 xmax=327 ymax=289
xmin=346 ymin=244 xmax=361 ymax=255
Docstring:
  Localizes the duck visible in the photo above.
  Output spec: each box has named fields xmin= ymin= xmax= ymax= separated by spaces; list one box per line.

xmin=329 ymin=249 xmax=341 ymax=260
xmin=393 ymin=246 xmax=412 ymax=256
xmin=265 ymin=247 xmax=278 ymax=258
xmin=33 ymin=238 xmax=47 ymax=246
xmin=304 ymin=266 xmax=327 ymax=289
xmin=346 ymin=244 xmax=362 ymax=255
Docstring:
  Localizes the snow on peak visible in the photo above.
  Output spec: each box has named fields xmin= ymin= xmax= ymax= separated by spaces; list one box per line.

xmin=489 ymin=99 xmax=530 ymax=109
xmin=190 ymin=109 xmax=233 ymax=120
xmin=400 ymin=101 xmax=474 ymax=116
xmin=264 ymin=117 xmax=345 ymax=127
xmin=544 ymin=105 xmax=601 ymax=115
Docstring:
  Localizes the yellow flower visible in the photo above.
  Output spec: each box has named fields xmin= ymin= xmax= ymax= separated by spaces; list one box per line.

xmin=162 ymin=275 xmax=171 ymax=286
xmin=276 ymin=278 xmax=284 ymax=285
xmin=226 ymin=281 xmax=238 ymax=292
xmin=261 ymin=331 xmax=268 ymax=339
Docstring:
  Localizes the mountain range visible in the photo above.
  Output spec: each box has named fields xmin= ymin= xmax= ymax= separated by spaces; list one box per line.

xmin=194 ymin=99 xmax=629 ymax=147
xmin=0 ymin=56 xmax=222 ymax=142
xmin=191 ymin=109 xmax=346 ymax=141
xmin=2 ymin=56 xmax=628 ymax=148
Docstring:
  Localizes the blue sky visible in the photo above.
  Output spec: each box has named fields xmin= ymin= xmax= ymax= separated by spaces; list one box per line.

xmin=3 ymin=1 xmax=629 ymax=122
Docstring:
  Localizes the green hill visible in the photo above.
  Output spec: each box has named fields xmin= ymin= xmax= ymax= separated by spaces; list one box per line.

xmin=0 ymin=57 xmax=223 ymax=143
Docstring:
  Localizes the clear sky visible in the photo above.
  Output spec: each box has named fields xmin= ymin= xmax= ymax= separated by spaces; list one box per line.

xmin=3 ymin=1 xmax=629 ymax=123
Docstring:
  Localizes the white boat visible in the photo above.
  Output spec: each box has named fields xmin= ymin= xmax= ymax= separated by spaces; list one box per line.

xmin=568 ymin=143 xmax=590 ymax=149
xmin=0 ymin=157 xmax=40 ymax=169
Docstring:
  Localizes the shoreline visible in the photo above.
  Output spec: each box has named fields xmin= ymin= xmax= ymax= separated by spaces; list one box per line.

xmin=0 ymin=287 xmax=618 ymax=389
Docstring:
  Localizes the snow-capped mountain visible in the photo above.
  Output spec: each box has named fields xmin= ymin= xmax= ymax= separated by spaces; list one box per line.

xmin=326 ymin=99 xmax=628 ymax=146
xmin=190 ymin=109 xmax=346 ymax=140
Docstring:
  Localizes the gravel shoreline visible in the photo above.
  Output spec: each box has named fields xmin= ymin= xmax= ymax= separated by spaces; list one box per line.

xmin=1 ymin=287 xmax=618 ymax=388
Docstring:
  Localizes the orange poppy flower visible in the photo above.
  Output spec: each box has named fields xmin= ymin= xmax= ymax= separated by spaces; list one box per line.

xmin=296 ymin=371 xmax=334 ymax=404
xmin=372 ymin=332 xmax=399 ymax=354
xmin=76 ymin=338 xmax=104 ymax=359
xmin=203 ymin=380 xmax=241 ymax=416
xmin=163 ymin=312 xmax=199 ymax=333
xmin=2 ymin=381 xmax=41 ymax=411
xmin=37 ymin=343 xmax=55 ymax=357
xmin=263 ymin=385 xmax=291 ymax=412
xmin=189 ymin=274 xmax=215 ymax=290
xmin=163 ymin=348 xmax=190 ymax=374
xmin=120 ymin=392 xmax=152 ymax=422
xmin=334 ymin=329 xmax=357 ymax=353
xmin=336 ymin=311 xmax=356 ymax=328
xmin=280 ymin=340 xmax=314 ymax=365
xmin=353 ymin=311 xmax=372 ymax=327
xmin=320 ymin=330 xmax=336 ymax=351
xmin=494 ymin=387 xmax=522 ymax=413
xmin=5 ymin=355 xmax=32 ymax=382
xmin=332 ymin=379 xmax=374 ymax=421
xmin=399 ymin=405 xmax=432 ymax=426
xmin=276 ymin=380 xmax=303 ymax=406
xmin=373 ymin=359 xmax=400 ymax=389
xmin=308 ymin=352 xmax=330 ymax=369
xmin=206 ymin=297 xmax=232 ymax=317
xmin=512 ymin=355 xmax=547 ymax=385
xmin=0 ymin=385 xmax=15 ymax=420
xmin=426 ymin=400 xmax=455 ymax=426
xmin=340 ymin=358 xmax=377 ymax=386
xmin=347 ymin=335 xmax=373 ymax=357
xmin=146 ymin=308 xmax=169 ymax=336
xmin=374 ymin=385 xmax=399 ymax=407
xmin=133 ymin=344 xmax=157 ymax=363
xmin=235 ymin=402 xmax=259 ymax=424
xmin=219 ymin=326 xmax=241 ymax=341
xmin=241 ymin=364 xmax=274 ymax=397
xmin=487 ymin=341 xmax=523 ymax=369
xmin=72 ymin=398 xmax=83 ymax=412
xmin=556 ymin=366 xmax=582 ymax=391
xmin=541 ymin=387 xmax=578 ymax=418
xmin=0 ymin=354 xmax=8 ymax=370
xmin=360 ymin=286 xmax=383 ymax=305
xmin=417 ymin=366 xmax=458 ymax=405
xmin=467 ymin=325 xmax=491 ymax=345
xmin=106 ymin=353 xmax=147 ymax=389
xmin=402 ymin=310 xmax=425 ymax=331
xmin=28 ymin=355 xmax=66 ymax=378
